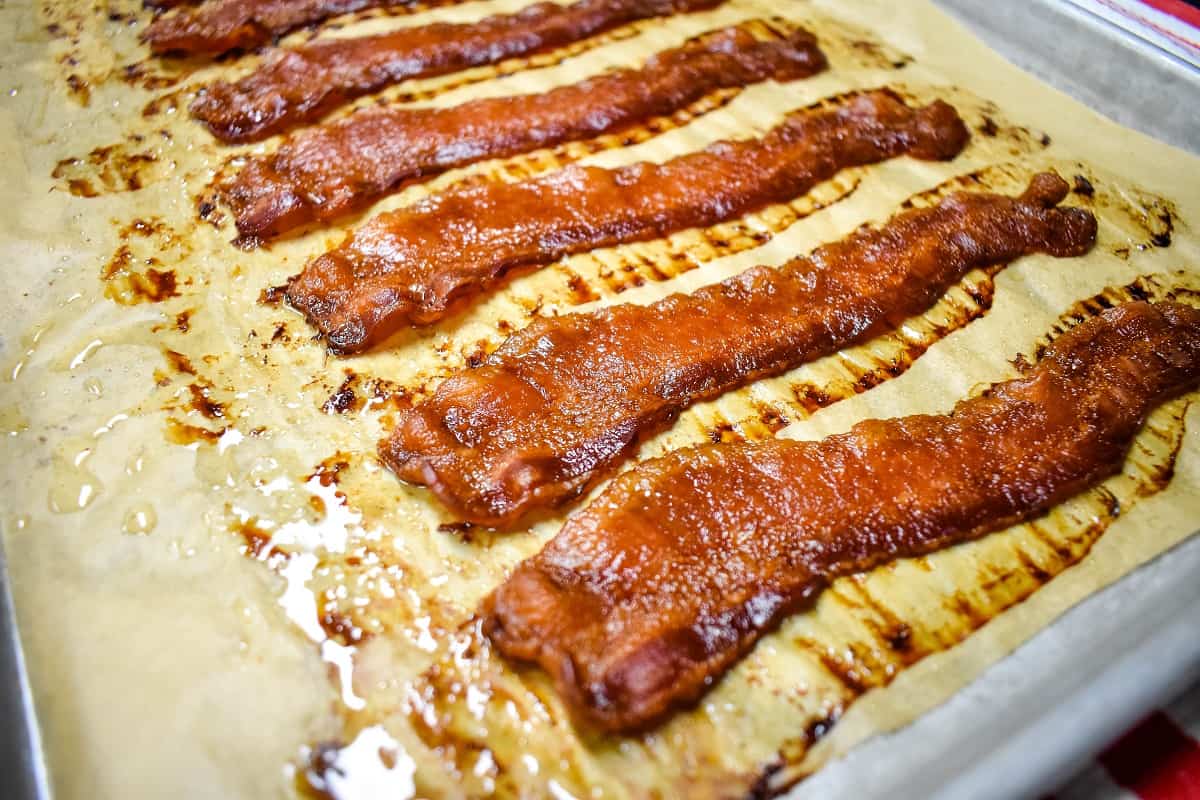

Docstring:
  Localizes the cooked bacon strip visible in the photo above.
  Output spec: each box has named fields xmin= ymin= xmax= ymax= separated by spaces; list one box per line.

xmin=380 ymin=173 xmax=1098 ymax=528
xmin=289 ymin=90 xmax=967 ymax=351
xmin=145 ymin=0 xmax=417 ymax=55
xmin=483 ymin=300 xmax=1200 ymax=731
xmin=191 ymin=0 xmax=725 ymax=140
xmin=221 ymin=25 xmax=826 ymax=237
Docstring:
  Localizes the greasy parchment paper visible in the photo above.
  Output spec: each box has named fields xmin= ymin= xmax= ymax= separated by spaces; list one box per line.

xmin=0 ymin=0 xmax=1198 ymax=798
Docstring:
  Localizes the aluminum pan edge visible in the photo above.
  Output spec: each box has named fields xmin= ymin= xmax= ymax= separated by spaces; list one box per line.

xmin=0 ymin=534 xmax=53 ymax=800
xmin=0 ymin=3 xmax=1196 ymax=800
xmin=791 ymin=1 xmax=1200 ymax=797
xmin=934 ymin=0 xmax=1199 ymax=154
xmin=791 ymin=534 xmax=1200 ymax=800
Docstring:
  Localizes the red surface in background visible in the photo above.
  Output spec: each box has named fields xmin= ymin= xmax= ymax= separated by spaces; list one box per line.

xmin=1139 ymin=0 xmax=1200 ymax=28
xmin=1100 ymin=712 xmax=1200 ymax=800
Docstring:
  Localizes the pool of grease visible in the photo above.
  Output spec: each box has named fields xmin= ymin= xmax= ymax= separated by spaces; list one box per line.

xmin=1 ymin=0 xmax=1198 ymax=798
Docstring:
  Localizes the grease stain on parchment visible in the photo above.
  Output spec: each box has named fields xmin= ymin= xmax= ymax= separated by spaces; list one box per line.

xmin=12 ymin=0 xmax=1199 ymax=797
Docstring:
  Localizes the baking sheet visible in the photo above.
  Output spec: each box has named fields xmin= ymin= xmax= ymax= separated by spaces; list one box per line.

xmin=788 ymin=3 xmax=1200 ymax=797
xmin=1 ymin=1 xmax=1199 ymax=798
xmin=794 ymin=537 xmax=1200 ymax=800
xmin=938 ymin=0 xmax=1200 ymax=151
xmin=1061 ymin=0 xmax=1200 ymax=68
xmin=0 ymin=536 xmax=51 ymax=800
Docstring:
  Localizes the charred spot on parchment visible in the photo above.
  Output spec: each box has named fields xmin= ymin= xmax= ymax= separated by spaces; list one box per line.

xmin=321 ymin=371 xmax=410 ymax=415
xmin=1030 ymin=271 xmax=1200 ymax=358
xmin=52 ymin=133 xmax=173 ymax=197
xmin=101 ymin=216 xmax=192 ymax=304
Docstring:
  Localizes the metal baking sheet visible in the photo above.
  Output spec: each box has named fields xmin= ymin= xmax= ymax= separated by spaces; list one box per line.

xmin=935 ymin=0 xmax=1200 ymax=152
xmin=792 ymin=537 xmax=1200 ymax=800
xmin=793 ymin=1 xmax=1200 ymax=797
xmin=0 ymin=536 xmax=51 ymax=800
xmin=0 ymin=2 xmax=1197 ymax=800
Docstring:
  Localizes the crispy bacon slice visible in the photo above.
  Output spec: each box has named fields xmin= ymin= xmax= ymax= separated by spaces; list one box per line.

xmin=380 ymin=173 xmax=1097 ymax=528
xmin=145 ymin=0 xmax=415 ymax=55
xmin=287 ymin=90 xmax=966 ymax=351
xmin=483 ymin=300 xmax=1200 ymax=732
xmin=190 ymin=0 xmax=725 ymax=140
xmin=221 ymin=25 xmax=826 ymax=237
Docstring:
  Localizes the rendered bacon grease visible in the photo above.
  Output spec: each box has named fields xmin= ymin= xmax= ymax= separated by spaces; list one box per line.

xmin=222 ymin=24 xmax=827 ymax=237
xmin=383 ymin=173 xmax=1097 ymax=528
xmin=190 ymin=0 xmax=725 ymax=141
xmin=483 ymin=301 xmax=1200 ymax=731
xmin=288 ymin=90 xmax=965 ymax=349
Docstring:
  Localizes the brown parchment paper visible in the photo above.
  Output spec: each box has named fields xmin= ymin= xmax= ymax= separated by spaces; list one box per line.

xmin=0 ymin=0 xmax=1197 ymax=798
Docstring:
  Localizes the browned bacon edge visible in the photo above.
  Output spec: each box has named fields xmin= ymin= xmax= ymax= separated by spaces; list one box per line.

xmin=380 ymin=173 xmax=1097 ymax=528
xmin=482 ymin=300 xmax=1200 ymax=732
xmin=190 ymin=0 xmax=724 ymax=141
xmin=145 ymin=0 xmax=417 ymax=56
xmin=288 ymin=89 xmax=966 ymax=353
xmin=222 ymin=23 xmax=826 ymax=239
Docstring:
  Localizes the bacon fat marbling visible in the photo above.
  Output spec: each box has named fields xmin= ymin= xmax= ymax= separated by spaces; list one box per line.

xmin=222 ymin=24 xmax=826 ymax=238
xmin=145 ymin=0 xmax=413 ymax=56
xmin=483 ymin=300 xmax=1200 ymax=731
xmin=288 ymin=90 xmax=966 ymax=351
xmin=382 ymin=173 xmax=1097 ymax=528
xmin=191 ymin=0 xmax=724 ymax=141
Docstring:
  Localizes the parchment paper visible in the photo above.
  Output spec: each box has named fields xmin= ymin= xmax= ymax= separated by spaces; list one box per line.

xmin=0 ymin=0 xmax=1197 ymax=798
